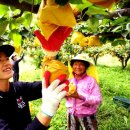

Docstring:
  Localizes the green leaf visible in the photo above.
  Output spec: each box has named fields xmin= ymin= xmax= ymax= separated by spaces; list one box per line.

xmin=19 ymin=0 xmax=41 ymax=5
xmin=112 ymin=26 xmax=123 ymax=33
xmin=9 ymin=17 xmax=24 ymax=30
xmin=69 ymin=0 xmax=83 ymax=4
xmin=0 ymin=4 xmax=9 ymax=16
xmin=112 ymin=39 xmax=126 ymax=46
xmin=70 ymin=2 xmax=92 ymax=12
xmin=87 ymin=17 xmax=99 ymax=32
xmin=100 ymin=37 xmax=108 ymax=43
xmin=101 ymin=19 xmax=111 ymax=26
xmin=111 ymin=16 xmax=128 ymax=26
xmin=86 ymin=5 xmax=108 ymax=16
xmin=112 ymin=41 xmax=119 ymax=46
xmin=126 ymin=23 xmax=130 ymax=32
xmin=9 ymin=20 xmax=20 ymax=30
xmin=21 ymin=12 xmax=33 ymax=28
xmin=0 ymin=18 xmax=9 ymax=36
xmin=94 ymin=14 xmax=107 ymax=20
xmin=121 ymin=31 xmax=128 ymax=38
xmin=9 ymin=30 xmax=22 ymax=46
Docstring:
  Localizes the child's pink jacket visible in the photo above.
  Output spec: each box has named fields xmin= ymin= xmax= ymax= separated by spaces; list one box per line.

xmin=66 ymin=74 xmax=102 ymax=117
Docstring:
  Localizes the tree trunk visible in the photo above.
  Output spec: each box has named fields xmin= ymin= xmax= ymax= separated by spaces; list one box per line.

xmin=93 ymin=54 xmax=99 ymax=65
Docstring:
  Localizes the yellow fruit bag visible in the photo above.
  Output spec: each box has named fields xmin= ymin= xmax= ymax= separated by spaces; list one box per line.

xmin=37 ymin=0 xmax=76 ymax=39
xmin=41 ymin=56 xmax=69 ymax=84
xmin=67 ymin=82 xmax=76 ymax=95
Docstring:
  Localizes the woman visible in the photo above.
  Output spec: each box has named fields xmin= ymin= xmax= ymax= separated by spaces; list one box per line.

xmin=66 ymin=54 xmax=102 ymax=130
xmin=0 ymin=44 xmax=68 ymax=130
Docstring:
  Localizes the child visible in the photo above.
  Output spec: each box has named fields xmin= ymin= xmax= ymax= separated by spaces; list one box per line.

xmin=0 ymin=44 xmax=68 ymax=130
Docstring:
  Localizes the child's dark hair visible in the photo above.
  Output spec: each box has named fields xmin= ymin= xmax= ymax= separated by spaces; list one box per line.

xmin=71 ymin=60 xmax=90 ymax=69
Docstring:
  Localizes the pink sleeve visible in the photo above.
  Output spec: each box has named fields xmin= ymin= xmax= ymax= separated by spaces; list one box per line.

xmin=81 ymin=77 xmax=102 ymax=106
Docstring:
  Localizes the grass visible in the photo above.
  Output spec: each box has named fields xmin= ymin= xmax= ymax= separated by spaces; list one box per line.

xmin=20 ymin=58 xmax=130 ymax=130
xmin=97 ymin=65 xmax=130 ymax=130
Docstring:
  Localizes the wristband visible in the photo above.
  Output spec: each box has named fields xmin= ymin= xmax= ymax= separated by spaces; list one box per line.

xmin=41 ymin=109 xmax=53 ymax=118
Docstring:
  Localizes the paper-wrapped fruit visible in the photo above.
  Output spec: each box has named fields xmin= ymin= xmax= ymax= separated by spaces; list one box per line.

xmin=67 ymin=82 xmax=76 ymax=95
xmin=42 ymin=57 xmax=69 ymax=84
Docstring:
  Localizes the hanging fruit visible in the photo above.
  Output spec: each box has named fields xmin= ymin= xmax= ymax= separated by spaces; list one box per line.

xmin=37 ymin=0 xmax=76 ymax=39
xmin=41 ymin=56 xmax=69 ymax=84
xmin=79 ymin=37 xmax=89 ymax=47
xmin=88 ymin=0 xmax=118 ymax=9
xmin=34 ymin=0 xmax=76 ymax=88
xmin=87 ymin=35 xmax=102 ymax=46
xmin=71 ymin=31 xmax=86 ymax=44
xmin=71 ymin=32 xmax=102 ymax=47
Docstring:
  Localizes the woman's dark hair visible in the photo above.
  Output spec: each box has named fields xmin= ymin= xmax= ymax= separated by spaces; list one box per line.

xmin=11 ymin=55 xmax=16 ymax=60
xmin=71 ymin=60 xmax=90 ymax=69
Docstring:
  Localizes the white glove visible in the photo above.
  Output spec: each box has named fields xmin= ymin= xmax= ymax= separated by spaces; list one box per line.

xmin=41 ymin=78 xmax=67 ymax=117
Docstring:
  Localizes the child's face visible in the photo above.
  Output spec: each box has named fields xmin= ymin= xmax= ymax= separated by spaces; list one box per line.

xmin=72 ymin=61 xmax=86 ymax=77
xmin=0 ymin=52 xmax=13 ymax=80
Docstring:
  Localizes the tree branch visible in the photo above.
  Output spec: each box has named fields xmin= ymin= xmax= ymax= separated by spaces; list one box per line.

xmin=13 ymin=11 xmax=23 ymax=19
xmin=84 ymin=32 xmax=122 ymax=38
xmin=0 ymin=0 xmax=130 ymax=18
xmin=0 ymin=0 xmax=39 ymax=14
xmin=109 ymin=8 xmax=130 ymax=18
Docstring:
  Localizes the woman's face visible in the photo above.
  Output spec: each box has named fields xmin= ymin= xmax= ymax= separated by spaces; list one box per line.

xmin=72 ymin=61 xmax=86 ymax=77
xmin=0 ymin=52 xmax=13 ymax=80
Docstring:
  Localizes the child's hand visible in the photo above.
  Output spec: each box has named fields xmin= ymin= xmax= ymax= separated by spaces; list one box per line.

xmin=43 ymin=70 xmax=69 ymax=91
xmin=41 ymin=71 xmax=69 ymax=117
